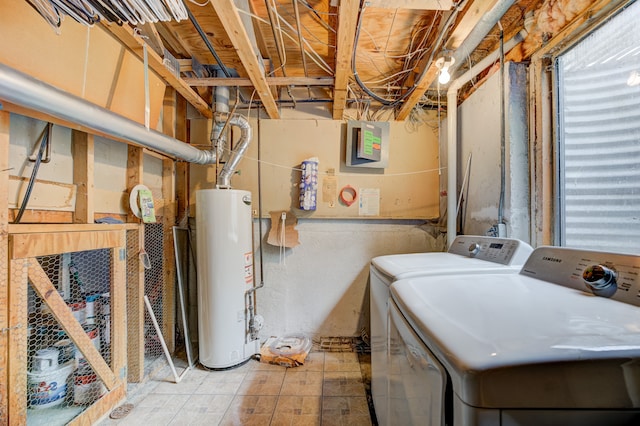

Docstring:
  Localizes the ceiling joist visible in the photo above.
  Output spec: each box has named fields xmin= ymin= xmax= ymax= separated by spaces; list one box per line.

xmin=101 ymin=22 xmax=212 ymax=118
xmin=184 ymin=77 xmax=334 ymax=87
xmin=208 ymin=0 xmax=280 ymax=119
xmin=396 ymin=0 xmax=500 ymax=120
xmin=332 ymin=0 xmax=360 ymax=120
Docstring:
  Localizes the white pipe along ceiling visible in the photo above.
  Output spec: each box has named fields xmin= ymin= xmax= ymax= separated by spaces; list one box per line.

xmin=0 ymin=62 xmax=217 ymax=164
xmin=444 ymin=0 xmax=517 ymax=247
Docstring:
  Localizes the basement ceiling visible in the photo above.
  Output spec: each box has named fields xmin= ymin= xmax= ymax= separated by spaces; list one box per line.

xmin=26 ymin=0 xmax=583 ymax=120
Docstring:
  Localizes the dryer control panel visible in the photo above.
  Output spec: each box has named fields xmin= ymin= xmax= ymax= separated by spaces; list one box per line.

xmin=520 ymin=246 xmax=640 ymax=306
xmin=448 ymin=235 xmax=533 ymax=266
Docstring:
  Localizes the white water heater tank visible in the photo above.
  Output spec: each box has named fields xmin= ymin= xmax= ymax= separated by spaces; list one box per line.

xmin=196 ymin=189 xmax=260 ymax=368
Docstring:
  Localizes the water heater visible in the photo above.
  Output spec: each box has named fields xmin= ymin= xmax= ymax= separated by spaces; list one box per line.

xmin=196 ymin=189 xmax=260 ymax=368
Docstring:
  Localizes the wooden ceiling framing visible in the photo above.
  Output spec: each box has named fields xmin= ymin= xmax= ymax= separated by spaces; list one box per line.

xmin=96 ymin=0 xmax=599 ymax=121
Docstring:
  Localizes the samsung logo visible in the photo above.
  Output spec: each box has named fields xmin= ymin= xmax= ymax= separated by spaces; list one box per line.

xmin=542 ymin=256 xmax=562 ymax=263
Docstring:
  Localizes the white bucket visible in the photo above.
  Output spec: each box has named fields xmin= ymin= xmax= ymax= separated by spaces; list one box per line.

xmin=31 ymin=348 xmax=59 ymax=372
xmin=27 ymin=362 xmax=74 ymax=409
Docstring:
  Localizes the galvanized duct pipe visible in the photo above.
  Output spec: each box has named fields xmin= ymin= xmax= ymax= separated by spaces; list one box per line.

xmin=446 ymin=27 xmax=528 ymax=247
xmin=212 ymin=86 xmax=230 ymax=159
xmin=0 ymin=63 xmax=216 ymax=164
xmin=215 ymin=112 xmax=252 ymax=188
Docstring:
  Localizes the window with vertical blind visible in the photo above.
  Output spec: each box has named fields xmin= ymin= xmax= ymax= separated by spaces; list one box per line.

xmin=555 ymin=0 xmax=640 ymax=253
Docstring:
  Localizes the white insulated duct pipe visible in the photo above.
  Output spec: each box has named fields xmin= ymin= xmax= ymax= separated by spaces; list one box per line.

xmin=446 ymin=28 xmax=528 ymax=247
xmin=0 ymin=63 xmax=216 ymax=164
xmin=215 ymin=112 xmax=252 ymax=188
xmin=448 ymin=0 xmax=517 ymax=77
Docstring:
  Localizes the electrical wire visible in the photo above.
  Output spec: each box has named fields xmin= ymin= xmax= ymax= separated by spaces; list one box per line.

xmin=276 ymin=0 xmax=337 ymax=44
xmin=352 ymin=0 xmax=467 ymax=107
xmin=237 ymin=8 xmax=333 ymax=75
xmin=14 ymin=123 xmax=52 ymax=224
xmin=498 ymin=24 xmax=506 ymax=225
xmin=215 ymin=140 xmax=444 ymax=178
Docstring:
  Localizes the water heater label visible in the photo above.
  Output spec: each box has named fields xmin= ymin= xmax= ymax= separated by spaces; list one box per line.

xmin=244 ymin=252 xmax=253 ymax=284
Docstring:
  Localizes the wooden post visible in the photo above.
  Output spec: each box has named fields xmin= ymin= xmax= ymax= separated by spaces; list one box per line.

xmin=72 ymin=131 xmax=95 ymax=224
xmin=175 ymin=94 xmax=189 ymax=223
xmin=125 ymin=145 xmax=145 ymax=381
xmin=8 ymin=258 xmax=28 ymax=425
xmin=111 ymin=243 xmax=127 ymax=382
xmin=162 ymin=87 xmax=177 ymax=353
xmin=0 ymin=111 xmax=10 ymax=424
xmin=126 ymin=146 xmax=143 ymax=224
xmin=126 ymin=226 xmax=145 ymax=383
xmin=162 ymin=159 xmax=176 ymax=353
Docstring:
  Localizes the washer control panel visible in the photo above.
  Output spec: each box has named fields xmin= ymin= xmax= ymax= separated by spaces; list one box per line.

xmin=448 ymin=235 xmax=533 ymax=266
xmin=520 ymin=247 xmax=640 ymax=306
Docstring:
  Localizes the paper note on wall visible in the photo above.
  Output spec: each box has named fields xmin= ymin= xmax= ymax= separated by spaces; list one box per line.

xmin=322 ymin=176 xmax=337 ymax=207
xmin=359 ymin=188 xmax=380 ymax=216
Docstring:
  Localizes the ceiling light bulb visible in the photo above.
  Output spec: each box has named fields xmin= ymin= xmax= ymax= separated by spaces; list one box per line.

xmin=438 ymin=68 xmax=451 ymax=84
xmin=435 ymin=55 xmax=454 ymax=85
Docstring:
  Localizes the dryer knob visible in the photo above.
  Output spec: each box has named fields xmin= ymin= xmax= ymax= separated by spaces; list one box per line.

xmin=583 ymin=265 xmax=617 ymax=293
xmin=468 ymin=243 xmax=481 ymax=256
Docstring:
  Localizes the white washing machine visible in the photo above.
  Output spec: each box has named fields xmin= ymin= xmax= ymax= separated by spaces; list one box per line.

xmin=389 ymin=246 xmax=640 ymax=425
xmin=370 ymin=236 xmax=532 ymax=426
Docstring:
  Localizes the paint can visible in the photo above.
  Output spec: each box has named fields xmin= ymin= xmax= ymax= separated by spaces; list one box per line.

xmin=85 ymin=294 xmax=100 ymax=325
xmin=76 ymin=325 xmax=101 ymax=360
xmin=27 ymin=362 xmax=74 ymax=409
xmin=73 ymin=362 xmax=106 ymax=405
xmin=99 ymin=293 xmax=111 ymax=346
xmin=53 ymin=339 xmax=75 ymax=364
xmin=68 ymin=300 xmax=86 ymax=325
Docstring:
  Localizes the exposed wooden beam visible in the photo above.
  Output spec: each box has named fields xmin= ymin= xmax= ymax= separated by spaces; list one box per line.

xmin=138 ymin=22 xmax=166 ymax=57
xmin=161 ymin=87 xmax=177 ymax=353
xmin=333 ymin=0 xmax=360 ymax=120
xmin=183 ymin=76 xmax=335 ymax=87
xmin=208 ymin=0 xmax=280 ymax=119
xmin=101 ymin=22 xmax=212 ymax=119
xmin=396 ymin=0 xmax=500 ymax=120
xmin=0 ymin=111 xmax=8 ymax=426
xmin=446 ymin=0 xmax=500 ymax=50
xmin=127 ymin=146 xmax=143 ymax=224
xmin=72 ymin=131 xmax=95 ymax=224
xmin=8 ymin=258 xmax=27 ymax=425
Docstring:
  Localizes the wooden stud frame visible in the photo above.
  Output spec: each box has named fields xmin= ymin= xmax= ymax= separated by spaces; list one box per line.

xmin=0 ymin=111 xmax=10 ymax=424
xmin=5 ymin=227 xmax=127 ymax=425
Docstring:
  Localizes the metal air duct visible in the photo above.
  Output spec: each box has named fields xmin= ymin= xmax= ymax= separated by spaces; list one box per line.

xmin=213 ymin=112 xmax=252 ymax=188
xmin=0 ymin=63 xmax=216 ymax=164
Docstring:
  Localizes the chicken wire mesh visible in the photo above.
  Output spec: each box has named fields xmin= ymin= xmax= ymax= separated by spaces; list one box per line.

xmin=143 ymin=222 xmax=165 ymax=370
xmin=25 ymin=251 xmax=110 ymax=424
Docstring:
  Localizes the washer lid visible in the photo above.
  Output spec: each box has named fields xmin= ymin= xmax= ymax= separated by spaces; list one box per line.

xmin=373 ymin=252 xmax=461 ymax=278
xmin=371 ymin=236 xmax=531 ymax=281
xmin=391 ymin=274 xmax=640 ymax=409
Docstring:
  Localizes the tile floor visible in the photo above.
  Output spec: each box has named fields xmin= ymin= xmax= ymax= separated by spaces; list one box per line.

xmin=100 ymin=351 xmax=376 ymax=426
